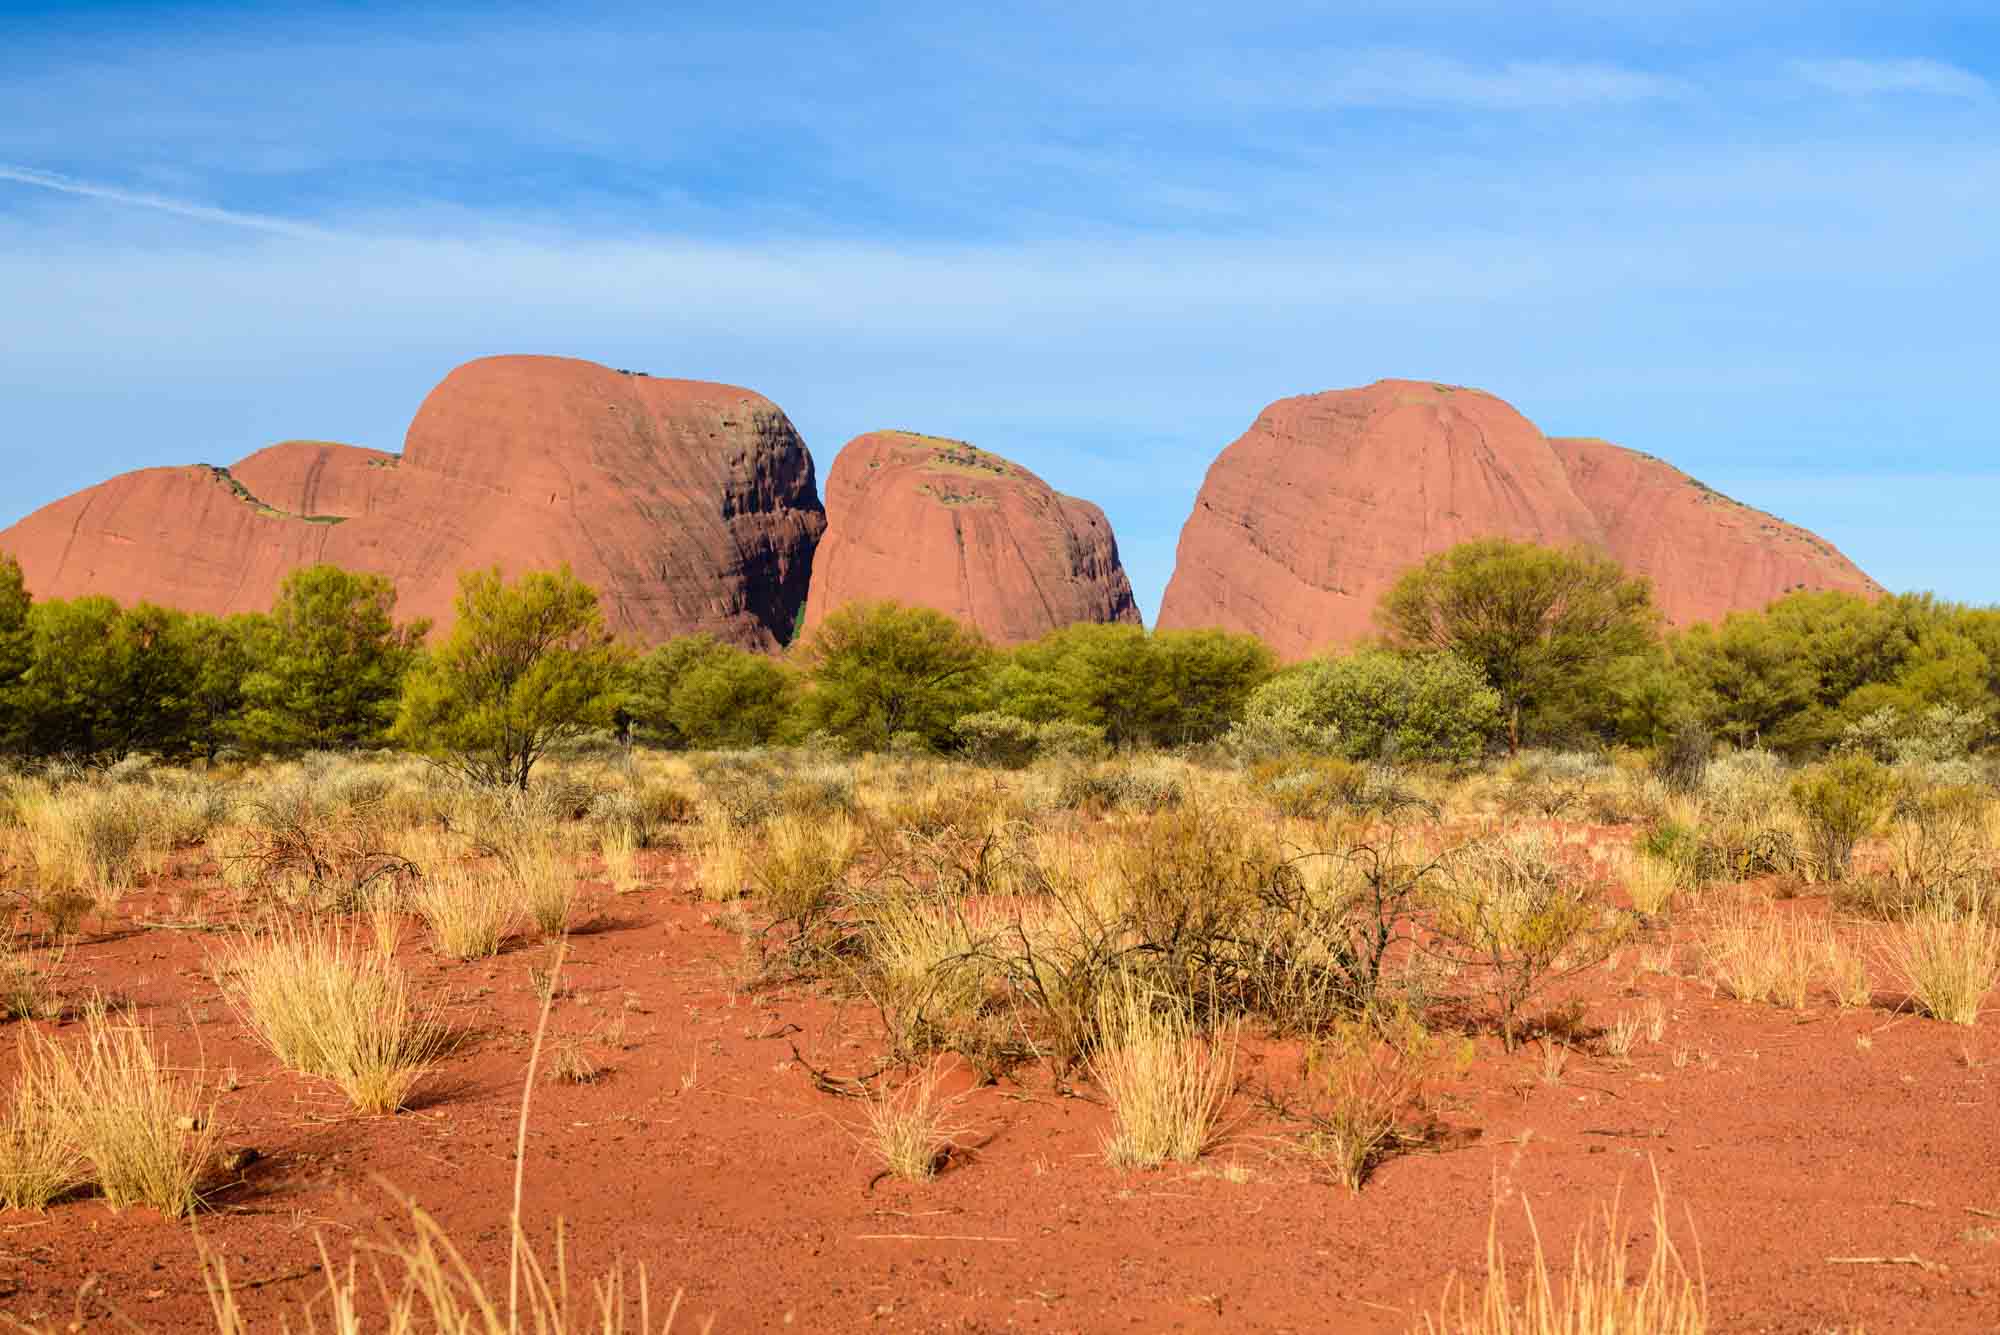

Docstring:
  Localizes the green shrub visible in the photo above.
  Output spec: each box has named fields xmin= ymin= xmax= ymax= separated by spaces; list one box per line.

xmin=953 ymin=712 xmax=1042 ymax=768
xmin=1240 ymin=650 xmax=1499 ymax=764
xmin=1790 ymin=754 xmax=1896 ymax=883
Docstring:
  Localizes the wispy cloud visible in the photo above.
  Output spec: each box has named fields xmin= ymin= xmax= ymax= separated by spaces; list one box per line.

xmin=1791 ymin=58 xmax=1990 ymax=100
xmin=0 ymin=164 xmax=331 ymax=237
xmin=1235 ymin=50 xmax=1685 ymax=110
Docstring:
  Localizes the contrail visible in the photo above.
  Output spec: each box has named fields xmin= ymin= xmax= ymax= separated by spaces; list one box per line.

xmin=0 ymin=163 xmax=331 ymax=238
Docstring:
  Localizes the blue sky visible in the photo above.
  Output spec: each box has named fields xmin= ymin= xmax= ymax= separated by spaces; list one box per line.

xmin=1 ymin=1 xmax=1995 ymax=620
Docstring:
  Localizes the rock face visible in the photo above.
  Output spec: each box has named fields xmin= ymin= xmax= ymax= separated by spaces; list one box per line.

xmin=0 ymin=356 xmax=826 ymax=650
xmin=801 ymin=431 xmax=1140 ymax=645
xmin=1549 ymin=436 xmax=1884 ymax=628
xmin=1157 ymin=379 xmax=1879 ymax=658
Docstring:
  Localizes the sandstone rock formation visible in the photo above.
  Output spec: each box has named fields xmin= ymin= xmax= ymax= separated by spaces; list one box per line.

xmin=801 ymin=431 xmax=1140 ymax=645
xmin=1 ymin=356 xmax=826 ymax=649
xmin=1157 ymin=379 xmax=1879 ymax=658
xmin=1549 ymin=436 xmax=1883 ymax=629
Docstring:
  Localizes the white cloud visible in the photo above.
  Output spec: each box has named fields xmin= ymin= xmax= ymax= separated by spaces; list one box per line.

xmin=1792 ymin=58 xmax=1990 ymax=100
xmin=0 ymin=164 xmax=331 ymax=238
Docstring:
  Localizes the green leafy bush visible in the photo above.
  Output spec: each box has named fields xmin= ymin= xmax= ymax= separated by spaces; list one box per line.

xmin=1789 ymin=754 xmax=1896 ymax=883
xmin=1239 ymin=650 xmax=1499 ymax=763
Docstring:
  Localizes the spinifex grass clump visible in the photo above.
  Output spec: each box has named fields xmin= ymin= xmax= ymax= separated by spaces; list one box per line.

xmin=859 ymin=1063 xmax=968 ymax=1182
xmin=1092 ymin=987 xmax=1236 ymax=1170
xmin=1889 ymin=905 xmax=2000 ymax=1026
xmin=220 ymin=921 xmax=450 ymax=1113
xmin=413 ymin=861 xmax=519 ymax=959
xmin=25 ymin=1013 xmax=220 ymax=1218
xmin=1702 ymin=898 xmax=1825 ymax=1011
xmin=0 ymin=1068 xmax=83 ymax=1211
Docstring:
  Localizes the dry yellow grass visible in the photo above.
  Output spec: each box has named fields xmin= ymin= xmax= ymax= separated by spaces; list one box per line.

xmin=0 ymin=1059 xmax=84 ymax=1211
xmin=1092 ymin=987 xmax=1236 ymax=1169
xmin=413 ymin=861 xmax=520 ymax=959
xmin=1888 ymin=906 xmax=2000 ymax=1026
xmin=220 ymin=920 xmax=450 ymax=1113
xmin=1702 ymin=899 xmax=1824 ymax=1010
xmin=1422 ymin=1168 xmax=1706 ymax=1334
xmin=25 ymin=1013 xmax=220 ymax=1218
xmin=858 ymin=1062 xmax=967 ymax=1182
xmin=691 ymin=812 xmax=750 ymax=902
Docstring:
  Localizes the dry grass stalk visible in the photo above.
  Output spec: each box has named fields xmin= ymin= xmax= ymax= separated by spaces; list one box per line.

xmin=1422 ymin=1165 xmax=1706 ymax=1334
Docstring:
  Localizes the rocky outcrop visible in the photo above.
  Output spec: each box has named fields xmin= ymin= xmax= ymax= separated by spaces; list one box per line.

xmin=1157 ymin=379 xmax=1879 ymax=657
xmin=1549 ymin=436 xmax=1883 ymax=628
xmin=0 ymin=356 xmax=826 ymax=649
xmin=801 ymin=431 xmax=1140 ymax=645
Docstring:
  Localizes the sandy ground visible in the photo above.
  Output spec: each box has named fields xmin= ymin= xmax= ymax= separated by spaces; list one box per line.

xmin=2 ymin=854 xmax=1996 ymax=1334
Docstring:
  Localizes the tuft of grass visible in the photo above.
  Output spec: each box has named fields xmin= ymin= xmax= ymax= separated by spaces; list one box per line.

xmin=0 ymin=1065 xmax=85 ymax=1211
xmin=1620 ymin=850 xmax=1681 ymax=917
xmin=1702 ymin=899 xmax=1822 ymax=1010
xmin=1422 ymin=1165 xmax=1706 ymax=1335
xmin=1092 ymin=987 xmax=1236 ymax=1170
xmin=1 ymin=931 xmax=62 ymax=1021
xmin=28 ymin=1013 xmax=220 ymax=1217
xmin=691 ymin=813 xmax=750 ymax=902
xmin=508 ymin=837 xmax=580 ymax=938
xmin=1888 ymin=907 xmax=2000 ymax=1026
xmin=219 ymin=921 xmax=450 ymax=1113
xmin=600 ymin=821 xmax=642 ymax=893
xmin=413 ymin=862 xmax=519 ymax=960
xmin=203 ymin=939 xmax=689 ymax=1332
xmin=859 ymin=1063 xmax=967 ymax=1182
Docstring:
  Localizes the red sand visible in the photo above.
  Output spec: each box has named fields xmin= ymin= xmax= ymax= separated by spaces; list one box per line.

xmin=2 ymin=857 xmax=1995 ymax=1333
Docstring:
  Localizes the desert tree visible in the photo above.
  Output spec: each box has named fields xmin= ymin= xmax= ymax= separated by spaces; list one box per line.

xmin=1377 ymin=538 xmax=1657 ymax=753
xmin=792 ymin=601 xmax=989 ymax=751
xmin=239 ymin=565 xmax=428 ymax=752
xmin=393 ymin=565 xmax=629 ymax=789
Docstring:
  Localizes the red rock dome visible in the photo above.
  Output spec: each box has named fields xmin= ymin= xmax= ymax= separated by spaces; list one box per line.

xmin=801 ymin=431 xmax=1139 ymax=646
xmin=1157 ymin=380 xmax=1878 ymax=658
xmin=1 ymin=356 xmax=826 ymax=649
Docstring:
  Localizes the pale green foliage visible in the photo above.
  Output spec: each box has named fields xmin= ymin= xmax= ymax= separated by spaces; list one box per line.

xmin=1789 ymin=753 xmax=1896 ymax=882
xmin=1238 ymin=649 xmax=1500 ymax=762
xmin=394 ymin=566 xmax=629 ymax=790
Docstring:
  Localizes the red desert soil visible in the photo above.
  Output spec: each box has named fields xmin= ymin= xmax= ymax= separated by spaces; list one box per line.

xmin=801 ymin=431 xmax=1140 ymax=647
xmin=1157 ymin=381 xmax=1882 ymax=659
xmin=3 ymin=854 xmax=1995 ymax=1333
xmin=0 ymin=356 xmax=826 ymax=650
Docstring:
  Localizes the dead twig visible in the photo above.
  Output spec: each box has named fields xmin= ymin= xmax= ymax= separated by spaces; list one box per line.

xmin=1826 ymin=1255 xmax=1940 ymax=1273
